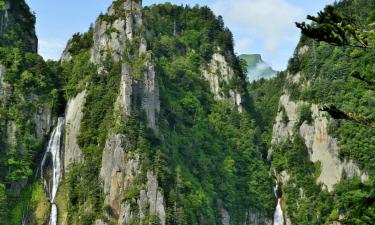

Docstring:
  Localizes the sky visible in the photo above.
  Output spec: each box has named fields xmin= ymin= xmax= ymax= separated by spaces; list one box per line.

xmin=26 ymin=0 xmax=334 ymax=70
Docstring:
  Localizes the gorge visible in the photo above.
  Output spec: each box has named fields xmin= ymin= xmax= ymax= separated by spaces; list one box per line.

xmin=0 ymin=0 xmax=374 ymax=225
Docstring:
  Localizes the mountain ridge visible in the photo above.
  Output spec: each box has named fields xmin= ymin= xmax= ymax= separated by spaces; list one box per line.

xmin=239 ymin=54 xmax=277 ymax=82
xmin=0 ymin=0 xmax=374 ymax=225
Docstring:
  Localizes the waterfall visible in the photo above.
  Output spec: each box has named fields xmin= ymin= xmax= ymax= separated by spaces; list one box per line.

xmin=41 ymin=117 xmax=64 ymax=225
xmin=273 ymin=184 xmax=284 ymax=225
xmin=273 ymin=199 xmax=284 ymax=225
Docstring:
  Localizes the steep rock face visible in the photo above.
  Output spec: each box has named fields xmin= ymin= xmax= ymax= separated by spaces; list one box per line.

xmin=33 ymin=104 xmax=52 ymax=141
xmin=64 ymin=90 xmax=85 ymax=172
xmin=243 ymin=209 xmax=272 ymax=225
xmin=116 ymin=62 xmax=160 ymax=131
xmin=99 ymin=134 xmax=166 ymax=225
xmin=299 ymin=105 xmax=367 ymax=191
xmin=0 ymin=0 xmax=38 ymax=52
xmin=91 ymin=0 xmax=142 ymax=64
xmin=271 ymin=94 xmax=305 ymax=145
xmin=60 ymin=44 xmax=72 ymax=63
xmin=203 ymin=53 xmax=243 ymax=112
xmin=0 ymin=64 xmax=5 ymax=96
xmin=271 ymin=92 xmax=367 ymax=191
xmin=92 ymin=0 xmax=159 ymax=130
xmin=220 ymin=206 xmax=272 ymax=225
xmin=92 ymin=1 xmax=164 ymax=224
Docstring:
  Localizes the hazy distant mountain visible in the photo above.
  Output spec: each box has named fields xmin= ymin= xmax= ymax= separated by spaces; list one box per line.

xmin=240 ymin=54 xmax=278 ymax=82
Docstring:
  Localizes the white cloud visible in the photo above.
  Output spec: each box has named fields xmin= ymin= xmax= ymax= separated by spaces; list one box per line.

xmin=38 ymin=39 xmax=66 ymax=60
xmin=210 ymin=0 xmax=304 ymax=53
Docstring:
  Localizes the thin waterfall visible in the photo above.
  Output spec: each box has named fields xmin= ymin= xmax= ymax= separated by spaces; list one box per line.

xmin=273 ymin=199 xmax=284 ymax=225
xmin=41 ymin=117 xmax=64 ymax=225
xmin=273 ymin=184 xmax=284 ymax=225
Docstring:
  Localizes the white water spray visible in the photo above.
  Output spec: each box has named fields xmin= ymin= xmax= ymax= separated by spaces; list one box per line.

xmin=273 ymin=184 xmax=284 ymax=225
xmin=41 ymin=118 xmax=64 ymax=225
xmin=273 ymin=198 xmax=284 ymax=225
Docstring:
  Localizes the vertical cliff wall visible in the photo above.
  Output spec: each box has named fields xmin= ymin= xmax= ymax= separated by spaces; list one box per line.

xmin=58 ymin=1 xmax=275 ymax=224
xmin=269 ymin=1 xmax=375 ymax=223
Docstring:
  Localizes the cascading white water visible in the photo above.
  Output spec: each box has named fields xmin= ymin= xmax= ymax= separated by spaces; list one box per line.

xmin=41 ymin=117 xmax=64 ymax=225
xmin=273 ymin=198 xmax=284 ymax=225
xmin=273 ymin=184 xmax=284 ymax=225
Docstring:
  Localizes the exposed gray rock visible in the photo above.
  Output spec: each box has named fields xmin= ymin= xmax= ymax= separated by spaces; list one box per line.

xmin=243 ymin=208 xmax=272 ymax=225
xmin=91 ymin=0 xmax=142 ymax=65
xmin=299 ymin=104 xmax=366 ymax=191
xmin=298 ymin=45 xmax=309 ymax=57
xmin=270 ymin=94 xmax=305 ymax=145
xmin=64 ymin=90 xmax=85 ymax=172
xmin=116 ymin=62 xmax=160 ymax=130
xmin=94 ymin=219 xmax=106 ymax=225
xmin=271 ymin=93 xmax=367 ymax=192
xmin=100 ymin=134 xmax=166 ymax=225
xmin=141 ymin=61 xmax=160 ymax=131
xmin=60 ymin=42 xmax=73 ymax=63
xmin=203 ymin=53 xmax=243 ymax=112
xmin=221 ymin=208 xmax=230 ymax=225
xmin=7 ymin=121 xmax=17 ymax=147
xmin=0 ymin=64 xmax=11 ymax=99
xmin=33 ymin=105 xmax=52 ymax=141
xmin=0 ymin=64 xmax=5 ymax=96
xmin=145 ymin=171 xmax=166 ymax=225
xmin=116 ymin=64 xmax=133 ymax=117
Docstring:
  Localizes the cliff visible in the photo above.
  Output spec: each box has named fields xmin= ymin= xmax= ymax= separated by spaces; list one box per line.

xmin=57 ymin=1 xmax=274 ymax=224
xmin=0 ymin=0 xmax=61 ymax=223
xmin=268 ymin=1 xmax=375 ymax=224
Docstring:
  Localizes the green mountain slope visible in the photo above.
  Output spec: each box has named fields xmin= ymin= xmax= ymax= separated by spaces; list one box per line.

xmin=0 ymin=0 xmax=373 ymax=225
xmin=269 ymin=0 xmax=375 ymax=224
xmin=0 ymin=0 xmax=61 ymax=223
xmin=239 ymin=54 xmax=277 ymax=82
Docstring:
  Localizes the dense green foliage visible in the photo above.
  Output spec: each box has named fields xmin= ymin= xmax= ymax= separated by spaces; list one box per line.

xmin=0 ymin=0 xmax=37 ymax=52
xmin=277 ymin=0 xmax=375 ymax=224
xmin=59 ymin=3 xmax=279 ymax=224
xmin=272 ymin=136 xmax=375 ymax=225
xmin=141 ymin=4 xmax=275 ymax=224
xmin=296 ymin=2 xmax=375 ymax=49
xmin=60 ymin=47 xmax=122 ymax=223
xmin=0 ymin=0 xmax=62 ymax=223
xmin=1 ymin=0 xmax=374 ymax=225
xmin=248 ymin=72 xmax=286 ymax=146
xmin=287 ymin=0 xmax=375 ymax=174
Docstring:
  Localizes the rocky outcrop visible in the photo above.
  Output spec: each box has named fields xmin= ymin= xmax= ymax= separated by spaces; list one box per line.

xmin=221 ymin=208 xmax=230 ymax=225
xmin=116 ymin=62 xmax=160 ymax=130
xmin=60 ymin=44 xmax=72 ymax=63
xmin=299 ymin=105 xmax=367 ymax=191
xmin=203 ymin=53 xmax=243 ymax=112
xmin=0 ymin=64 xmax=5 ymax=96
xmin=271 ymin=94 xmax=305 ymax=145
xmin=271 ymin=93 xmax=368 ymax=191
xmin=64 ymin=90 xmax=85 ymax=172
xmin=0 ymin=0 xmax=38 ymax=52
xmin=95 ymin=1 xmax=164 ymax=224
xmin=33 ymin=105 xmax=52 ymax=141
xmin=100 ymin=134 xmax=166 ymax=225
xmin=92 ymin=0 xmax=160 ymax=130
xmin=91 ymin=0 xmax=142 ymax=64
xmin=243 ymin=208 xmax=272 ymax=225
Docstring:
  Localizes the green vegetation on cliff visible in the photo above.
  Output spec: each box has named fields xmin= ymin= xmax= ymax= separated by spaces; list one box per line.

xmin=61 ymin=2 xmax=277 ymax=224
xmin=272 ymin=0 xmax=375 ymax=224
xmin=0 ymin=0 xmax=62 ymax=223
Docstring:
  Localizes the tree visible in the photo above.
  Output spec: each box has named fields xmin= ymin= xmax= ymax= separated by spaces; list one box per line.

xmin=296 ymin=5 xmax=375 ymax=127
xmin=296 ymin=5 xmax=374 ymax=49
